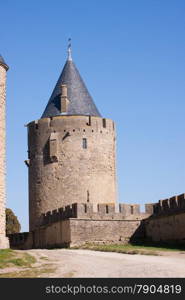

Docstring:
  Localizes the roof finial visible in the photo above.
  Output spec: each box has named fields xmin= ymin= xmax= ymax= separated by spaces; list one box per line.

xmin=67 ymin=38 xmax=72 ymax=61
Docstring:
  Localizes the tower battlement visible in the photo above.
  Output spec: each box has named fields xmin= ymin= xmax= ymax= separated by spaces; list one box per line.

xmin=28 ymin=115 xmax=115 ymax=134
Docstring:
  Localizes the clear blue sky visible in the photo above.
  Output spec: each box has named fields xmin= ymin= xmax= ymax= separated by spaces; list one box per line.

xmin=0 ymin=0 xmax=185 ymax=231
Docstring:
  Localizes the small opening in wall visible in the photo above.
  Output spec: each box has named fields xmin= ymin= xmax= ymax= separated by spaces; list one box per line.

xmin=100 ymin=130 xmax=102 ymax=133
xmin=64 ymin=129 xmax=66 ymax=132
xmin=106 ymin=205 xmax=109 ymax=214
xmin=35 ymin=124 xmax=38 ymax=129
xmin=83 ymin=129 xmax=86 ymax=132
xmin=83 ymin=138 xmax=87 ymax=149
xmin=92 ymin=130 xmax=94 ymax=132
xmin=131 ymin=206 xmax=134 ymax=214
xmin=84 ymin=204 xmax=87 ymax=213
xmin=73 ymin=129 xmax=75 ymax=132
xmin=87 ymin=190 xmax=90 ymax=202
xmin=102 ymin=118 xmax=106 ymax=128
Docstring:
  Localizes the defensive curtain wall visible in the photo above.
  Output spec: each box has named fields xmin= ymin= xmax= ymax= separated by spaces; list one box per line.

xmin=8 ymin=202 xmax=152 ymax=249
xmin=145 ymin=193 xmax=185 ymax=244
xmin=8 ymin=193 xmax=185 ymax=249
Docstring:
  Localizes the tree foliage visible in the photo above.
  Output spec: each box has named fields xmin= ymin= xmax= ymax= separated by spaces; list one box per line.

xmin=6 ymin=208 xmax=21 ymax=235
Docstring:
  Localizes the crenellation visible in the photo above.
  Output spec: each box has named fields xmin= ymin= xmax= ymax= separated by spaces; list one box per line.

xmin=177 ymin=193 xmax=185 ymax=208
xmin=150 ymin=193 xmax=185 ymax=216
xmin=161 ymin=199 xmax=169 ymax=210
xmin=169 ymin=196 xmax=178 ymax=209
xmin=145 ymin=203 xmax=155 ymax=214
xmin=39 ymin=202 xmax=151 ymax=226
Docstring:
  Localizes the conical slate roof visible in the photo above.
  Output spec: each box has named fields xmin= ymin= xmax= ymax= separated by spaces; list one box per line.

xmin=0 ymin=54 xmax=9 ymax=70
xmin=41 ymin=55 xmax=101 ymax=118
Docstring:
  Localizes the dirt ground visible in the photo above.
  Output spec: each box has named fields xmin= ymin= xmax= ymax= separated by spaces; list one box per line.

xmin=1 ymin=249 xmax=185 ymax=278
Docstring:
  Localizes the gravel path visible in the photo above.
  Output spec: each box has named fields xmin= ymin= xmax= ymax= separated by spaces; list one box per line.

xmin=25 ymin=249 xmax=185 ymax=278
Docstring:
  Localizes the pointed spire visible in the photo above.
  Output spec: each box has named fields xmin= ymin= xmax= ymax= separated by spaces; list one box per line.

xmin=41 ymin=45 xmax=101 ymax=118
xmin=67 ymin=38 xmax=72 ymax=61
xmin=0 ymin=54 xmax=9 ymax=71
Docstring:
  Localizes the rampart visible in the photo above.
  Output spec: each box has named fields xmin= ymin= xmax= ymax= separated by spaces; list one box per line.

xmin=8 ymin=194 xmax=185 ymax=249
xmin=38 ymin=202 xmax=153 ymax=226
xmin=151 ymin=193 xmax=185 ymax=216
xmin=145 ymin=193 xmax=185 ymax=245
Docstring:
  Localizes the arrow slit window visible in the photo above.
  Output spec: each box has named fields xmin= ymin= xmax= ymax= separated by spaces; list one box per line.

xmin=82 ymin=138 xmax=87 ymax=149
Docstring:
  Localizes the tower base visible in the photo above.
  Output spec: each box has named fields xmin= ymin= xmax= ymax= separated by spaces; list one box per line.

xmin=0 ymin=235 xmax=9 ymax=249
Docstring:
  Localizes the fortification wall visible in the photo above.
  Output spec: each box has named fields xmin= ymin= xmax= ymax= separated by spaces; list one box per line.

xmin=8 ymin=218 xmax=145 ymax=249
xmin=8 ymin=201 xmax=151 ymax=249
xmin=9 ymin=193 xmax=185 ymax=249
xmin=152 ymin=193 xmax=185 ymax=216
xmin=145 ymin=193 xmax=185 ymax=244
xmin=38 ymin=202 xmax=152 ymax=226
xmin=69 ymin=219 xmax=144 ymax=247
xmin=0 ymin=64 xmax=9 ymax=248
xmin=27 ymin=115 xmax=117 ymax=231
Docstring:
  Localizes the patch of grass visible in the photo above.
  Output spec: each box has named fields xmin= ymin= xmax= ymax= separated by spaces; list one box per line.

xmin=0 ymin=265 xmax=56 ymax=278
xmin=0 ymin=249 xmax=36 ymax=269
xmin=40 ymin=256 xmax=49 ymax=260
xmin=74 ymin=242 xmax=185 ymax=255
xmin=131 ymin=241 xmax=185 ymax=252
xmin=74 ymin=244 xmax=158 ymax=255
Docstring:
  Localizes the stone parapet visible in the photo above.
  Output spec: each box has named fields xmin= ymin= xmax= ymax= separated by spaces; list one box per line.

xmin=38 ymin=202 xmax=152 ymax=226
xmin=152 ymin=193 xmax=185 ymax=216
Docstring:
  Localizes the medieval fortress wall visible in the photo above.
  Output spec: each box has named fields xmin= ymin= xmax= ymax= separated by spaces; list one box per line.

xmin=0 ymin=63 xmax=9 ymax=248
xmin=9 ymin=193 xmax=185 ymax=249
xmin=145 ymin=193 xmax=185 ymax=243
xmin=1 ymin=50 xmax=185 ymax=250
xmin=28 ymin=115 xmax=117 ymax=231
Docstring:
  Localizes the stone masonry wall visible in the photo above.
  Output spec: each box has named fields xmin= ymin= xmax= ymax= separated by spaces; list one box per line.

xmin=69 ymin=219 xmax=144 ymax=247
xmin=8 ymin=218 xmax=145 ymax=249
xmin=144 ymin=193 xmax=185 ymax=244
xmin=39 ymin=202 xmax=152 ymax=226
xmin=28 ymin=116 xmax=117 ymax=231
xmin=0 ymin=64 xmax=9 ymax=248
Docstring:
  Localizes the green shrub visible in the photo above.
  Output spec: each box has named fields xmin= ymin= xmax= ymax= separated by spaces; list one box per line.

xmin=6 ymin=208 xmax=21 ymax=235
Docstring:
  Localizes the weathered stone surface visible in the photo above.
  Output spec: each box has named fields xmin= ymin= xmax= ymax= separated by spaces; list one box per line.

xmin=145 ymin=212 xmax=185 ymax=244
xmin=9 ymin=218 xmax=145 ymax=249
xmin=69 ymin=219 xmax=144 ymax=247
xmin=0 ymin=64 xmax=9 ymax=248
xmin=28 ymin=116 xmax=117 ymax=230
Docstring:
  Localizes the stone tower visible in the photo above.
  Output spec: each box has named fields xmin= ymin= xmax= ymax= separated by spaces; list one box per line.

xmin=0 ymin=55 xmax=9 ymax=248
xmin=27 ymin=45 xmax=117 ymax=231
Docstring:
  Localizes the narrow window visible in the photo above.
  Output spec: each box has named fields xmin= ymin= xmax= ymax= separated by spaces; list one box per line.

xmin=82 ymin=138 xmax=87 ymax=149
xmin=102 ymin=118 xmax=106 ymax=128
xmin=87 ymin=190 xmax=90 ymax=202
xmin=131 ymin=206 xmax=134 ymax=214
xmin=86 ymin=115 xmax=91 ymax=126
xmin=106 ymin=205 xmax=109 ymax=214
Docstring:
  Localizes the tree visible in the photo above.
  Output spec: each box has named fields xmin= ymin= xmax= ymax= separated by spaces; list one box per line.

xmin=6 ymin=208 xmax=21 ymax=235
